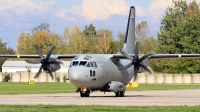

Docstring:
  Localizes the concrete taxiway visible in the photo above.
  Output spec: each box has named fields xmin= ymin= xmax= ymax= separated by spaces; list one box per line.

xmin=0 ymin=89 xmax=200 ymax=106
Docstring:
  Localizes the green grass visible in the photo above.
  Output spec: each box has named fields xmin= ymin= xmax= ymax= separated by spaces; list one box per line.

xmin=127 ymin=84 xmax=200 ymax=91
xmin=0 ymin=82 xmax=76 ymax=94
xmin=0 ymin=105 xmax=200 ymax=112
xmin=1 ymin=82 xmax=200 ymax=94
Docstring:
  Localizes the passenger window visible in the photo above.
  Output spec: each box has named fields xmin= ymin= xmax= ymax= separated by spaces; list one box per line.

xmin=86 ymin=62 xmax=90 ymax=67
xmin=93 ymin=62 xmax=97 ymax=68
xmin=72 ymin=61 xmax=79 ymax=66
xmin=79 ymin=61 xmax=87 ymax=66
xmin=90 ymin=62 xmax=93 ymax=67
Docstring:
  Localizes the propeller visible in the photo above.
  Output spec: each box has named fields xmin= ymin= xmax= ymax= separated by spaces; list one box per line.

xmin=26 ymin=45 xmax=62 ymax=80
xmin=119 ymin=41 xmax=154 ymax=81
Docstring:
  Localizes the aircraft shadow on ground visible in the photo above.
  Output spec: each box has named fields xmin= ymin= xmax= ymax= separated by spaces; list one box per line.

xmin=88 ymin=95 xmax=147 ymax=98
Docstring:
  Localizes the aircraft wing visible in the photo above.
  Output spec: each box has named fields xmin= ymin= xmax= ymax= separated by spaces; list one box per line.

xmin=0 ymin=54 xmax=77 ymax=59
xmin=150 ymin=54 xmax=200 ymax=59
xmin=112 ymin=54 xmax=200 ymax=60
xmin=1 ymin=54 xmax=200 ymax=60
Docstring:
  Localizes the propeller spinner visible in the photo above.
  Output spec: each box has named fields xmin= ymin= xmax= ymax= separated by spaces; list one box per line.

xmin=119 ymin=41 xmax=154 ymax=81
xmin=26 ymin=45 xmax=62 ymax=80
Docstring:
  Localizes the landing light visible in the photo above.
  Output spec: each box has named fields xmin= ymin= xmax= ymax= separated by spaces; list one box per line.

xmin=83 ymin=88 xmax=87 ymax=92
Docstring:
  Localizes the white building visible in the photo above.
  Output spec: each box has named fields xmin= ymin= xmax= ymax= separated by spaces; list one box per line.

xmin=2 ymin=61 xmax=71 ymax=73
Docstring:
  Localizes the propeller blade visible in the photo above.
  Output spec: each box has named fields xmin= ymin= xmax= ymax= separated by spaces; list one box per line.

xmin=35 ymin=45 xmax=43 ymax=59
xmin=140 ymin=64 xmax=153 ymax=74
xmin=25 ymin=60 xmax=41 ymax=64
xmin=119 ymin=62 xmax=133 ymax=71
xmin=46 ymin=45 xmax=55 ymax=58
xmin=34 ymin=66 xmax=43 ymax=79
xmin=47 ymin=66 xmax=54 ymax=80
xmin=138 ymin=52 xmax=154 ymax=63
xmin=134 ymin=41 xmax=139 ymax=58
xmin=120 ymin=50 xmax=133 ymax=60
xmin=133 ymin=66 xmax=138 ymax=81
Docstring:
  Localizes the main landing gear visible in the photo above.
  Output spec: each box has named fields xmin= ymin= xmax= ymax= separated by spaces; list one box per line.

xmin=115 ymin=91 xmax=125 ymax=97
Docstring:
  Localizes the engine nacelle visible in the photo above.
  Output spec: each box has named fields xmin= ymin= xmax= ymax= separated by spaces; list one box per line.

xmin=103 ymin=81 xmax=126 ymax=92
xmin=50 ymin=63 xmax=61 ymax=72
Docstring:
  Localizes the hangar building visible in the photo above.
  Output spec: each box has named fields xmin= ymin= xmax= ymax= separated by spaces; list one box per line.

xmin=2 ymin=61 xmax=71 ymax=73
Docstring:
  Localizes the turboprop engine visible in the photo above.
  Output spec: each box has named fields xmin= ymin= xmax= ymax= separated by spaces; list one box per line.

xmin=119 ymin=41 xmax=154 ymax=81
xmin=26 ymin=45 xmax=63 ymax=80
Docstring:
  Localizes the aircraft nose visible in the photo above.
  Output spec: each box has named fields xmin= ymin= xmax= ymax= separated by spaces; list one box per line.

xmin=68 ymin=67 xmax=86 ymax=87
xmin=70 ymin=72 xmax=79 ymax=81
xmin=68 ymin=68 xmax=80 ymax=81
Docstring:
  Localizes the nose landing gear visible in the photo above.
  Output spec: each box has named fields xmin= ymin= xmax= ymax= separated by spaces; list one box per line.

xmin=80 ymin=90 xmax=90 ymax=97
xmin=77 ymin=88 xmax=90 ymax=97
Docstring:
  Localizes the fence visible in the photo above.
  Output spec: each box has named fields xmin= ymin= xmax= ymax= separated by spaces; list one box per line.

xmin=136 ymin=73 xmax=200 ymax=84
xmin=0 ymin=72 xmax=200 ymax=84
xmin=0 ymin=72 xmax=68 ymax=82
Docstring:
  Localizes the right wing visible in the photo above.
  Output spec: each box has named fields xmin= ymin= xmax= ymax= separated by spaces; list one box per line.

xmin=0 ymin=54 xmax=77 ymax=59
xmin=150 ymin=54 xmax=200 ymax=60
xmin=111 ymin=54 xmax=200 ymax=60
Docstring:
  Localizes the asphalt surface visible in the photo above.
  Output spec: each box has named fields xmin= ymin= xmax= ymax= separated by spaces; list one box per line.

xmin=0 ymin=89 xmax=200 ymax=106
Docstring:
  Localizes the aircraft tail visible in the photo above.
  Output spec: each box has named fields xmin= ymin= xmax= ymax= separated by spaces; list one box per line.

xmin=122 ymin=6 xmax=135 ymax=54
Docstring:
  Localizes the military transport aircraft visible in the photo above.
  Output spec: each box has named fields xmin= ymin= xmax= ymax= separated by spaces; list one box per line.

xmin=1 ymin=6 xmax=200 ymax=97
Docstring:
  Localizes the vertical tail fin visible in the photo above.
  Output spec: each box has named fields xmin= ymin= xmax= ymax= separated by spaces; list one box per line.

xmin=122 ymin=6 xmax=135 ymax=54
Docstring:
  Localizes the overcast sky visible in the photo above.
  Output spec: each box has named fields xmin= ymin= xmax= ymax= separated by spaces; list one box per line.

xmin=0 ymin=0 xmax=198 ymax=50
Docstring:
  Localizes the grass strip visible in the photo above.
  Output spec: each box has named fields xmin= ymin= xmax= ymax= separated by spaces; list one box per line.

xmin=0 ymin=105 xmax=200 ymax=112
xmin=0 ymin=82 xmax=76 ymax=94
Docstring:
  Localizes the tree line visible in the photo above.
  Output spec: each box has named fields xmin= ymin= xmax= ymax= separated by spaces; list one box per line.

xmin=0 ymin=39 xmax=15 ymax=71
xmin=1 ymin=0 xmax=200 ymax=74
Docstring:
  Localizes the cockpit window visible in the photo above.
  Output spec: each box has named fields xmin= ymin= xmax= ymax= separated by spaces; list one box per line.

xmin=72 ymin=61 xmax=79 ymax=66
xmin=86 ymin=62 xmax=90 ymax=67
xmin=84 ymin=55 xmax=92 ymax=60
xmin=73 ymin=56 xmax=79 ymax=60
xmin=79 ymin=61 xmax=87 ymax=66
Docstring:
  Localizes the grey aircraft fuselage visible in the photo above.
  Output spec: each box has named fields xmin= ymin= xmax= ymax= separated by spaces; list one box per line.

xmin=68 ymin=54 xmax=134 ymax=91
